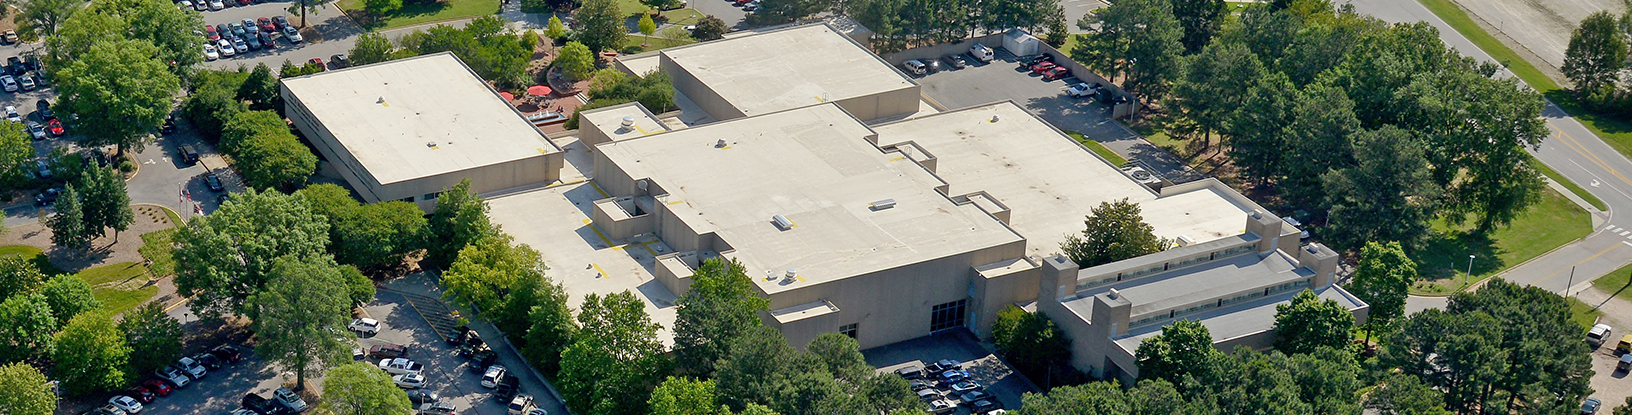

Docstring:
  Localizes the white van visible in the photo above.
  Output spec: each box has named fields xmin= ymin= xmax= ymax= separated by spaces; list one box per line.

xmin=901 ymin=60 xmax=926 ymax=76
xmin=970 ymin=44 xmax=995 ymax=63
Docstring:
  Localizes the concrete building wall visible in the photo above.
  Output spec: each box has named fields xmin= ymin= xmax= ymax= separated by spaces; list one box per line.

xmin=771 ymin=239 xmax=1028 ymax=349
xmin=660 ymin=54 xmax=746 ymax=122
xmin=969 ymin=260 xmax=1042 ymax=336
xmin=835 ymin=85 xmax=922 ymax=122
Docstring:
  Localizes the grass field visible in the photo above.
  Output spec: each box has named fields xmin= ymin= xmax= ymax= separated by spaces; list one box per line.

xmin=619 ymin=34 xmax=694 ymax=52
xmin=1570 ymin=297 xmax=1603 ymax=330
xmin=339 ymin=0 xmax=500 ymax=30
xmin=0 ymin=245 xmax=65 ymax=275
xmin=1064 ymin=131 xmax=1129 ymax=165
xmin=1410 ymin=187 xmax=1591 ymax=295
xmin=77 ymin=262 xmax=158 ymax=316
xmin=139 ymin=229 xmax=176 ymax=278
xmin=1591 ymin=262 xmax=1632 ymax=302
xmin=1530 ymin=155 xmax=1607 ymax=211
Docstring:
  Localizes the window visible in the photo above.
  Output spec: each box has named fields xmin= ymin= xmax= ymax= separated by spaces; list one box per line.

xmin=398 ymin=197 xmax=414 ymax=203
xmin=422 ymin=192 xmax=440 ymax=201
xmin=839 ymin=323 xmax=858 ymax=339
xmin=930 ymin=300 xmax=967 ymax=332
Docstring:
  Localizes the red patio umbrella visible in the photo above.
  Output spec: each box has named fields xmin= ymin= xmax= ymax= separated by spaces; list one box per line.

xmin=499 ymin=91 xmax=515 ymax=101
xmin=526 ymin=85 xmax=552 ymax=96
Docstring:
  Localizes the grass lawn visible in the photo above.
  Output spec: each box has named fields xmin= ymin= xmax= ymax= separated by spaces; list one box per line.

xmin=1064 ymin=130 xmax=1128 ymax=165
xmin=619 ymin=34 xmax=694 ymax=52
xmin=139 ymin=229 xmax=176 ymax=278
xmin=0 ymin=245 xmax=65 ymax=275
xmin=660 ymin=8 xmax=704 ymax=25
xmin=338 ymin=0 xmax=500 ymax=31
xmin=1591 ymin=262 xmax=1632 ymax=302
xmin=1531 ymin=155 xmax=1607 ymax=211
xmin=1410 ymin=187 xmax=1591 ymax=295
xmin=76 ymin=262 xmax=157 ymax=316
xmin=1570 ymin=297 xmax=1603 ymax=330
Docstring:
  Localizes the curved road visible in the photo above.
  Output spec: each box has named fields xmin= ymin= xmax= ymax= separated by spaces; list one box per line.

xmin=1349 ymin=0 xmax=1632 ymax=302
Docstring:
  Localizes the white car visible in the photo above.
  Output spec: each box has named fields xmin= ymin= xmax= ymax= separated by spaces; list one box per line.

xmin=1589 ymin=323 xmax=1614 ymax=346
xmin=507 ymin=395 xmax=535 ymax=415
xmin=217 ymin=39 xmax=235 ymax=57
xmin=481 ymin=365 xmax=506 ymax=388
xmin=378 ymin=358 xmax=423 ymax=375
xmin=394 ymin=373 xmax=427 ymax=389
xmin=0 ymin=75 xmax=14 ymax=92
xmin=177 ymin=0 xmax=192 ymax=9
xmin=193 ymin=0 xmax=208 ymax=10
xmin=1064 ymin=82 xmax=1101 ymax=98
xmin=175 ymin=356 xmax=207 ymax=379
xmin=5 ymin=106 xmax=19 ymax=123
xmin=349 ymin=318 xmax=380 ymax=335
xmin=204 ymin=44 xmax=219 ymax=60
xmin=283 ymin=25 xmax=303 ymax=43
xmin=154 ymin=367 xmax=190 ymax=388
xmin=274 ymin=387 xmax=309 ymax=412
xmin=109 ymin=395 xmax=143 ymax=413
xmin=208 ymin=0 xmax=223 ymax=10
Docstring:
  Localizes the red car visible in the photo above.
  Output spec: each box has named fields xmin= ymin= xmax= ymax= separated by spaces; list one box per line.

xmin=1042 ymin=66 xmax=1071 ymax=80
xmin=307 ymin=58 xmax=326 ymax=71
xmin=257 ymin=17 xmax=277 ymax=33
xmin=124 ymin=387 xmax=156 ymax=404
xmin=140 ymin=379 xmax=172 ymax=396
xmin=46 ymin=119 xmax=63 ymax=136
xmin=204 ymin=24 xmax=219 ymax=41
xmin=1030 ymin=61 xmax=1057 ymax=73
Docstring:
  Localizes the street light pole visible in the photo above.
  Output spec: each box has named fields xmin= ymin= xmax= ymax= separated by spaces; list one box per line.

xmin=1465 ymin=255 xmax=1475 ymax=288
xmin=1567 ymin=266 xmax=1576 ymax=297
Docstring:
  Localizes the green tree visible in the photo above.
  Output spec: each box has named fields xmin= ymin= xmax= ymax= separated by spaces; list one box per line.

xmin=1133 ymin=319 xmax=1216 ymax=385
xmin=1362 ymin=373 xmax=1452 ymax=415
xmin=1171 ymin=0 xmax=1225 ymax=53
xmin=1073 ymin=0 xmax=1185 ymax=101
xmin=674 ymin=258 xmax=770 ymax=376
xmin=575 ymin=0 xmax=626 ymax=53
xmin=521 ymin=282 xmax=576 ymax=376
xmin=181 ymin=69 xmax=251 ymax=140
xmin=173 ymin=188 xmax=330 ymax=319
xmin=238 ymin=63 xmax=282 ymax=111
xmin=0 ymin=362 xmax=56 ymax=415
xmin=638 ymin=13 xmax=657 ymax=36
xmin=120 ymin=0 xmax=208 ymax=78
xmin=1346 ymin=241 xmax=1413 ymax=343
xmin=556 ymin=41 xmax=596 ymax=80
xmin=545 ymin=15 xmax=568 ymax=39
xmin=53 ymin=39 xmax=180 ymax=156
xmin=40 ymin=275 xmax=100 ymax=323
xmin=427 ymin=179 xmax=494 ymax=266
xmin=12 ymin=0 xmax=80 ymax=41
xmin=319 ymin=362 xmax=415 ymax=415
xmin=221 ymin=110 xmax=317 ymax=191
xmin=1320 ymin=126 xmax=1440 ymax=250
xmin=247 ymin=255 xmax=354 ymax=389
xmin=1403 ymin=71 xmax=1548 ymax=232
xmin=1016 ymin=382 xmax=1130 ymax=415
xmin=350 ymin=33 xmax=397 ymax=66
xmin=650 ymin=377 xmax=724 ymax=415
xmin=640 ymin=0 xmax=682 ymax=12
xmin=441 ymin=234 xmax=541 ymax=315
xmin=0 ymin=293 xmax=56 ymax=363
xmin=0 ymin=119 xmax=31 ymax=184
xmin=991 ymin=306 xmax=1073 ymax=389
xmin=334 ymin=202 xmax=426 ymax=268
xmin=79 ymin=166 xmax=134 ymax=241
xmin=1280 ymin=82 xmax=1359 ymax=209
xmin=1562 ymin=11 xmax=1627 ymax=100
xmin=744 ymin=0 xmax=829 ymax=26
xmin=557 ymin=291 xmax=670 ymax=415
xmin=288 ymin=0 xmax=334 ymax=27
xmin=1061 ymin=198 xmax=1170 ymax=268
xmin=1271 ymin=290 xmax=1354 ymax=354
xmin=0 ymin=256 xmax=47 ymax=301
xmin=692 ymin=15 xmax=728 ymax=41
xmin=364 ymin=0 xmax=402 ymax=15
xmin=52 ymin=311 xmax=129 ymax=397
xmin=1615 ymin=396 xmax=1632 ymax=415
xmin=339 ymin=265 xmax=375 ymax=306
xmin=118 ymin=301 xmax=183 ymax=376
xmin=1167 ymin=41 xmax=1263 ymax=151
xmin=48 ymin=185 xmax=90 ymax=250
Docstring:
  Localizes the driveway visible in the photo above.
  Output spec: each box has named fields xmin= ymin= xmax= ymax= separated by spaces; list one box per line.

xmin=863 ymin=330 xmax=1036 ymax=415
xmin=912 ymin=48 xmax=1203 ymax=183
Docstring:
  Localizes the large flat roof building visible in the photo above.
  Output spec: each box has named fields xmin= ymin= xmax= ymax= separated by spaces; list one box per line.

xmin=282 ymin=52 xmax=564 ymax=208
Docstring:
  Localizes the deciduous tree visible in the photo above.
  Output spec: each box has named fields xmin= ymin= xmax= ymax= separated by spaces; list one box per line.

xmin=638 ymin=13 xmax=657 ymax=36
xmin=12 ymin=0 xmax=80 ymax=41
xmin=238 ymin=63 xmax=282 ymax=112
xmin=220 ymin=110 xmax=317 ymax=191
xmin=674 ymin=258 xmax=769 ymax=376
xmin=334 ymin=202 xmax=426 ymax=268
xmin=1346 ymin=241 xmax=1413 ymax=343
xmin=521 ymin=283 xmax=575 ymax=376
xmin=992 ymin=306 xmax=1073 ymax=389
xmin=364 ymin=0 xmax=402 ymax=16
xmin=53 ymin=39 xmax=179 ymax=156
xmin=118 ymin=0 xmax=207 ymax=78
xmin=52 ymin=311 xmax=129 ymax=397
xmin=691 ymin=15 xmax=728 ymax=41
xmin=1134 ymin=319 xmax=1216 ymax=386
xmin=0 ymin=256 xmax=46 ymax=301
xmin=320 ymin=362 xmax=415 ymax=415
xmin=247 ymin=255 xmax=353 ymax=389
xmin=1061 ymin=198 xmax=1170 ymax=268
xmin=1280 ymin=82 xmax=1359 ymax=209
xmin=575 ymin=0 xmax=626 ymax=53
xmin=1320 ymin=126 xmax=1439 ymax=250
xmin=649 ymin=377 xmax=725 ymax=415
xmin=441 ymin=234 xmax=541 ymax=315
xmin=557 ymin=291 xmax=670 ymax=415
xmin=40 ymin=275 xmax=100 ymax=323
xmin=349 ymin=33 xmax=397 ymax=66
xmin=556 ymin=41 xmax=596 ymax=80
xmin=0 ymin=362 xmax=56 ymax=415
xmin=119 ymin=301 xmax=183 ymax=376
xmin=0 ymin=293 xmax=56 ymax=363
xmin=427 ymin=179 xmax=494 ymax=266
xmin=544 ymin=15 xmax=567 ymax=39
xmin=79 ymin=166 xmax=133 ymax=241
xmin=1562 ymin=11 xmax=1626 ymax=100
xmin=0 ymin=120 xmax=31 ymax=184
xmin=173 ymin=188 xmax=329 ymax=319
xmin=1272 ymin=290 xmax=1354 ymax=354
xmin=1223 ymin=73 xmax=1296 ymax=185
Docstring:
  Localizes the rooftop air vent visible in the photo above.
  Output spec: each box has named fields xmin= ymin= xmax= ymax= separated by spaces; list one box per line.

xmin=772 ymin=215 xmax=794 ymax=230
xmin=869 ymin=199 xmax=896 ymax=211
xmin=765 ymin=270 xmax=776 ymax=281
xmin=784 ymin=269 xmax=797 ymax=282
xmin=715 ymin=139 xmax=727 ymax=148
xmin=426 ymin=142 xmax=437 ymax=148
xmin=1175 ymin=235 xmax=1195 ymax=246
xmin=621 ymin=116 xmax=636 ymax=128
xmin=990 ymin=115 xmax=1000 ymax=123
xmin=1107 ymin=288 xmax=1120 ymax=300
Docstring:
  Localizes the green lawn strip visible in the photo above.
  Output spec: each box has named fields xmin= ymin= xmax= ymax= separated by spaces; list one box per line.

xmin=1063 ymin=130 xmax=1128 ymax=165
xmin=1590 ymin=262 xmax=1632 ymax=302
xmin=337 ymin=0 xmax=500 ymax=31
xmin=1569 ymin=297 xmax=1603 ymax=330
xmin=139 ymin=228 xmax=176 ymax=278
xmin=1410 ymin=187 xmax=1591 ymax=295
xmin=0 ymin=245 xmax=65 ymax=275
xmin=1529 ymin=155 xmax=1607 ymax=211
xmin=659 ymin=8 xmax=704 ymax=26
xmin=76 ymin=262 xmax=158 ymax=316
xmin=619 ymin=34 xmax=694 ymax=51
xmin=614 ymin=0 xmax=650 ymax=17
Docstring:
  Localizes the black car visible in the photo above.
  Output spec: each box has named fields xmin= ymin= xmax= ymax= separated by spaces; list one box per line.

xmin=258 ymin=32 xmax=275 ymax=48
xmin=895 ymin=365 xmax=924 ymax=379
xmin=969 ymin=399 xmax=1002 ymax=413
xmin=467 ymin=349 xmax=498 ymax=373
xmin=5 ymin=57 xmax=20 ymax=74
xmin=211 ymin=345 xmax=243 ymax=363
xmin=406 ymin=390 xmax=440 ymax=405
xmin=36 ymin=99 xmax=52 ymax=119
xmin=493 ymin=375 xmax=520 ymax=401
xmin=944 ymin=54 xmax=966 ymax=69
xmin=178 ymin=145 xmax=199 ymax=165
xmin=161 ymin=115 xmax=176 ymax=133
xmin=205 ymin=171 xmax=224 ymax=192
xmin=243 ymin=393 xmax=293 ymax=415
xmin=1017 ymin=54 xmax=1053 ymax=68
xmin=330 ymin=54 xmax=349 ymax=69
xmin=908 ymin=379 xmax=933 ymax=391
xmin=123 ymin=388 xmax=156 ymax=404
xmin=924 ymin=59 xmax=942 ymax=74
xmin=193 ymin=353 xmax=224 ymax=370
xmin=34 ymin=188 xmax=59 ymax=206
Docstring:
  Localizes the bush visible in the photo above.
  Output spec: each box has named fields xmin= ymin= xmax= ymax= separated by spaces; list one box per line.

xmin=117 ymin=160 xmax=135 ymax=173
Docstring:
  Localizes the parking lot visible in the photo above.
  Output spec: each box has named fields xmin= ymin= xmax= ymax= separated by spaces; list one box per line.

xmin=195 ymin=0 xmax=366 ymax=72
xmin=863 ymin=331 xmax=1035 ymax=415
xmin=910 ymin=47 xmax=1202 ymax=183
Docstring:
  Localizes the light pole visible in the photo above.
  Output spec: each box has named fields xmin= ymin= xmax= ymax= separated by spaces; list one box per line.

xmin=1465 ymin=255 xmax=1475 ymax=289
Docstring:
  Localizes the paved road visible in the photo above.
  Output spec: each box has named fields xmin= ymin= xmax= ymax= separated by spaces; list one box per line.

xmin=1347 ymin=0 xmax=1632 ymax=300
xmin=688 ymin=0 xmax=747 ymax=28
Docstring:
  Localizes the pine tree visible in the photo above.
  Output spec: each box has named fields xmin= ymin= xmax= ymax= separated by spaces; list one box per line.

xmin=48 ymin=185 xmax=90 ymax=250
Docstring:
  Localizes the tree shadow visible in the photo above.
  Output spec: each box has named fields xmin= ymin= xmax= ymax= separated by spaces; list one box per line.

xmin=1414 ymin=229 xmax=1503 ymax=283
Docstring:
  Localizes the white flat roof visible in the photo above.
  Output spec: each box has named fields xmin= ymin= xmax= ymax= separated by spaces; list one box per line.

xmin=595 ymin=104 xmax=1023 ymax=294
xmin=581 ymin=102 xmax=669 ymax=142
xmin=282 ymin=52 xmax=560 ymax=185
xmin=872 ymin=102 xmax=1252 ymax=256
xmin=658 ymin=24 xmax=916 ymax=117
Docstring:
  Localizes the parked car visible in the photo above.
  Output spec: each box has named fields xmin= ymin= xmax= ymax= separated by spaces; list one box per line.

xmin=161 ymin=114 xmax=176 ymax=133
xmin=174 ymin=357 xmax=207 ymax=379
xmin=926 ymin=359 xmax=961 ymax=373
xmin=123 ymin=387 xmax=156 ymax=404
xmin=350 ymin=318 xmax=381 ymax=335
xmin=273 ymin=15 xmax=289 ymax=29
xmin=109 ymin=394 xmax=144 ymax=413
xmin=3 ymin=30 xmax=16 ymax=44
xmin=231 ymin=38 xmax=248 ymax=54
xmin=258 ymin=32 xmax=275 ymax=48
xmin=5 ymin=106 xmax=19 ymax=123
xmin=1042 ymin=66 xmax=1071 ymax=80
xmin=205 ymin=24 xmax=220 ymax=40
xmin=1 ymin=75 xmax=16 ymax=92
xmin=369 ymin=343 xmax=409 ymax=358
xmin=900 ymin=59 xmax=926 ymax=76
xmin=451 ymin=326 xmax=482 ymax=346
xmin=378 ymin=358 xmax=424 ymax=375
xmin=482 ymin=365 xmax=508 ymax=388
xmin=211 ymin=345 xmax=243 ymax=362
xmin=274 ymin=387 xmax=308 ymax=412
xmin=217 ymin=39 xmax=236 ymax=57
xmin=25 ymin=121 xmax=43 ymax=140
xmin=938 ymin=369 xmax=971 ymax=384
xmin=331 ymin=54 xmax=349 ymax=69
xmin=37 ymin=99 xmax=53 ymax=119
xmin=969 ymin=43 xmax=994 ymax=62
xmin=283 ymin=25 xmax=303 ymax=43
xmin=34 ymin=188 xmax=59 ymax=206
xmin=895 ymin=365 xmax=924 ymax=379
xmin=258 ymin=17 xmax=277 ymax=32
xmin=506 ymin=395 xmax=535 ymax=415
xmin=1584 ymin=398 xmax=1602 ymax=415
xmin=192 ymin=353 xmax=224 ymax=370
xmin=909 ymin=379 xmax=933 ymax=391
xmin=969 ymin=399 xmax=1003 ymax=414
xmin=18 ymin=74 xmax=35 ymax=91
xmin=1018 ymin=54 xmax=1053 ymax=67
xmin=1616 ymin=334 xmax=1632 ymax=354
xmin=154 ymin=367 xmax=190 ymax=388
xmin=926 ymin=399 xmax=956 ymax=415
xmin=493 ymin=375 xmax=520 ymax=401
xmin=1029 ymin=61 xmax=1057 ymax=73
xmin=194 ymin=0 xmax=208 ymax=11
xmin=959 ymin=390 xmax=992 ymax=405
xmin=923 ymin=59 xmax=942 ymax=74
xmin=944 ymin=54 xmax=966 ymax=69
xmin=915 ymin=388 xmax=941 ymax=403
xmin=1064 ymin=82 xmax=1101 ymax=98
xmin=46 ymin=119 xmax=64 ymax=137
xmin=1620 ymin=354 xmax=1632 ymax=373
xmin=34 ymin=159 xmax=49 ymax=179
xmin=394 ymin=373 xmax=428 ymax=389
xmin=139 ymin=379 xmax=173 ymax=396
xmin=406 ymin=390 xmax=440 ymax=405
xmin=178 ymin=144 xmax=200 ymax=165
xmin=208 ymin=0 xmax=223 ymax=9
xmin=949 ymin=380 xmax=982 ymax=393
xmin=205 ymin=170 xmax=224 ymax=192
xmin=417 ymin=402 xmax=456 ymax=415
xmin=93 ymin=404 xmax=128 ymax=415
xmin=242 ymin=393 xmax=292 ymax=415
xmin=469 ymin=349 xmax=499 ymax=372
xmin=307 ymin=58 xmax=325 ymax=70
xmin=1589 ymin=324 xmax=1613 ymax=346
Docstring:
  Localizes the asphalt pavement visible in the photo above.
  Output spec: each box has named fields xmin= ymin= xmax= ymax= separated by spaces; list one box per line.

xmin=1347 ymin=0 xmax=1632 ymax=301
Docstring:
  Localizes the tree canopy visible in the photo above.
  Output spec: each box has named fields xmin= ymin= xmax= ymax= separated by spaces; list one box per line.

xmin=1346 ymin=241 xmax=1413 ymax=341
xmin=427 ymin=179 xmax=494 ymax=266
xmin=52 ymin=311 xmax=129 ymax=397
xmin=119 ymin=301 xmax=183 ymax=376
xmin=174 ymin=188 xmax=329 ymax=319
xmin=0 ymin=362 xmax=55 ymax=415
xmin=1061 ymin=198 xmax=1170 ymax=268
xmin=557 ymin=291 xmax=670 ymax=415
xmin=320 ymin=362 xmax=415 ymax=415
xmin=674 ymin=258 xmax=770 ymax=376
xmin=247 ymin=255 xmax=354 ymax=389
xmin=1271 ymin=290 xmax=1354 ymax=354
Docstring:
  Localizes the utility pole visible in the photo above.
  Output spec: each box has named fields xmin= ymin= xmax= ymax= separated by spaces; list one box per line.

xmin=1566 ymin=266 xmax=1576 ymax=298
xmin=1465 ymin=255 xmax=1475 ymax=290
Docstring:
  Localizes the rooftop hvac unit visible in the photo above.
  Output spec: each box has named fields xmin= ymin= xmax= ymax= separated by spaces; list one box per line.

xmin=869 ymin=199 xmax=896 ymax=211
xmin=621 ymin=116 xmax=636 ymax=128
xmin=1107 ymin=288 xmax=1120 ymax=300
xmin=784 ymin=269 xmax=797 ymax=282
xmin=765 ymin=270 xmax=776 ymax=281
xmin=715 ymin=139 xmax=727 ymax=148
xmin=1175 ymin=235 xmax=1195 ymax=246
xmin=772 ymin=215 xmax=794 ymax=230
